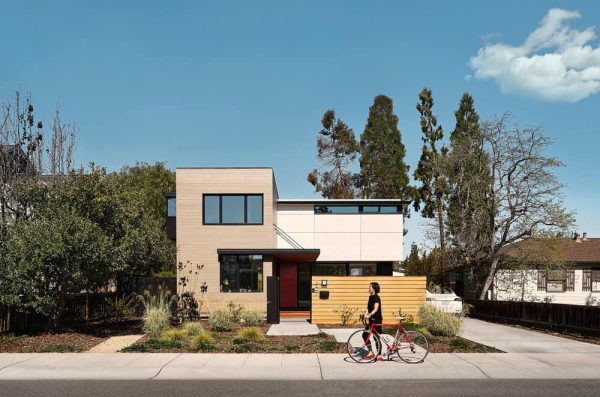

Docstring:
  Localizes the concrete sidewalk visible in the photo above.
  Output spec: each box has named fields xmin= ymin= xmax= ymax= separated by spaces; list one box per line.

xmin=1 ymin=352 xmax=599 ymax=380
xmin=460 ymin=318 xmax=600 ymax=353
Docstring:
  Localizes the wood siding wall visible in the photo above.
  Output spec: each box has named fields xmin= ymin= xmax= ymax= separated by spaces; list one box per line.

xmin=310 ymin=276 xmax=426 ymax=324
xmin=176 ymin=168 xmax=276 ymax=311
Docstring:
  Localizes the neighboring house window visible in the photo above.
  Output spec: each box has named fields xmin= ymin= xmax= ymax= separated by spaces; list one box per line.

xmin=545 ymin=270 xmax=575 ymax=292
xmin=593 ymin=270 xmax=600 ymax=293
xmin=314 ymin=205 xmax=403 ymax=214
xmin=583 ymin=270 xmax=592 ymax=292
xmin=219 ymin=254 xmax=263 ymax=292
xmin=537 ymin=270 xmax=546 ymax=291
xmin=314 ymin=263 xmax=347 ymax=276
xmin=349 ymin=263 xmax=376 ymax=276
xmin=203 ymin=194 xmax=263 ymax=225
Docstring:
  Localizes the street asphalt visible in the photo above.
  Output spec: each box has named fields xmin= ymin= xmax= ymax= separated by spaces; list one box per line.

xmin=1 ymin=379 xmax=600 ymax=397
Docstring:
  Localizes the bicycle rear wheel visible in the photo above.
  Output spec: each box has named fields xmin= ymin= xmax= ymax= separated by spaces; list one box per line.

xmin=346 ymin=329 xmax=381 ymax=363
xmin=396 ymin=331 xmax=429 ymax=363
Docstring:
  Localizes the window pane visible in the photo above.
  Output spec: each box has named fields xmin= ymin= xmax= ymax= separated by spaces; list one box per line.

xmin=315 ymin=263 xmax=347 ymax=276
xmin=222 ymin=195 xmax=245 ymax=224
xmin=167 ymin=197 xmax=176 ymax=217
xmin=314 ymin=205 xmax=359 ymax=214
xmin=379 ymin=205 xmax=399 ymax=213
xmin=349 ymin=264 xmax=376 ymax=276
xmin=204 ymin=195 xmax=220 ymax=224
xmin=220 ymin=255 xmax=263 ymax=292
xmin=247 ymin=195 xmax=263 ymax=224
xmin=362 ymin=206 xmax=379 ymax=213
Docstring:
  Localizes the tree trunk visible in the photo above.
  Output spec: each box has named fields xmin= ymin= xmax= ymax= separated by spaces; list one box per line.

xmin=436 ymin=196 xmax=446 ymax=273
xmin=479 ymin=256 xmax=499 ymax=300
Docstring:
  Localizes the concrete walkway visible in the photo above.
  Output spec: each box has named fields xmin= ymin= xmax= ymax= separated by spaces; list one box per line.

xmin=0 ymin=352 xmax=599 ymax=380
xmin=266 ymin=319 xmax=320 ymax=336
xmin=460 ymin=318 xmax=600 ymax=353
xmin=88 ymin=335 xmax=144 ymax=353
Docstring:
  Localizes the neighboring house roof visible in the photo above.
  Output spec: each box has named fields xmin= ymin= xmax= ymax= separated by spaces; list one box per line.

xmin=501 ymin=237 xmax=600 ymax=264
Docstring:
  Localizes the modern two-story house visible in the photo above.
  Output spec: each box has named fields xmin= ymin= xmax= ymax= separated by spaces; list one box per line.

xmin=167 ymin=167 xmax=408 ymax=317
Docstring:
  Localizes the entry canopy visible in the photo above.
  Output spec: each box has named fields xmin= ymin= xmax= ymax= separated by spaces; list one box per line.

xmin=217 ymin=248 xmax=320 ymax=262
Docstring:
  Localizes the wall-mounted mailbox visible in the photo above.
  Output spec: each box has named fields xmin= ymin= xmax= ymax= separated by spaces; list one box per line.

xmin=319 ymin=291 xmax=329 ymax=299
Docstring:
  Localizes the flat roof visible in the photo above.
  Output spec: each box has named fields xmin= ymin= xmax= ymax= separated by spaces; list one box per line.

xmin=278 ymin=199 xmax=410 ymax=205
xmin=217 ymin=248 xmax=320 ymax=262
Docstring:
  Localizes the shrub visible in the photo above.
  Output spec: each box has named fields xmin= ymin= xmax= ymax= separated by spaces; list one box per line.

xmin=105 ymin=294 xmax=135 ymax=322
xmin=192 ymin=330 xmax=214 ymax=350
xmin=239 ymin=310 xmax=264 ymax=326
xmin=285 ymin=344 xmax=300 ymax=352
xmin=140 ymin=288 xmax=172 ymax=338
xmin=182 ymin=322 xmax=204 ymax=336
xmin=319 ymin=340 xmax=339 ymax=351
xmin=226 ymin=301 xmax=244 ymax=322
xmin=160 ymin=328 xmax=188 ymax=343
xmin=122 ymin=338 xmax=183 ymax=352
xmin=237 ymin=327 xmax=264 ymax=341
xmin=208 ymin=309 xmax=233 ymax=332
xmin=585 ymin=293 xmax=598 ymax=306
xmin=143 ymin=306 xmax=171 ymax=339
xmin=419 ymin=305 xmax=462 ymax=337
xmin=333 ymin=304 xmax=358 ymax=325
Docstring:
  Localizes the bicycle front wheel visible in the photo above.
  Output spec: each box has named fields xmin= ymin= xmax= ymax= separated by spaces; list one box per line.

xmin=396 ymin=331 xmax=429 ymax=363
xmin=346 ymin=329 xmax=381 ymax=363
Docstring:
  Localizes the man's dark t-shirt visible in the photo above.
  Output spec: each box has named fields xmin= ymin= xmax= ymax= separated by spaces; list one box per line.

xmin=368 ymin=294 xmax=383 ymax=324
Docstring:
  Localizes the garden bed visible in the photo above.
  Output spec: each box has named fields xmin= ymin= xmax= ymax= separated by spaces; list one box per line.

xmin=122 ymin=323 xmax=346 ymax=353
xmin=0 ymin=318 xmax=143 ymax=353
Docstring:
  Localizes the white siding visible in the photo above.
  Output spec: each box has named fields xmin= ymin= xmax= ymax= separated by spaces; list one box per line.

xmin=276 ymin=203 xmax=403 ymax=261
xmin=494 ymin=269 xmax=600 ymax=306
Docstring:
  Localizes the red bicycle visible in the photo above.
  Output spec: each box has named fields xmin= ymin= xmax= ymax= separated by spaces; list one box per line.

xmin=346 ymin=314 xmax=429 ymax=364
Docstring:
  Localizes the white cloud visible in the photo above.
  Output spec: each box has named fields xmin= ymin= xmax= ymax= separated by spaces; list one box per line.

xmin=469 ymin=8 xmax=600 ymax=102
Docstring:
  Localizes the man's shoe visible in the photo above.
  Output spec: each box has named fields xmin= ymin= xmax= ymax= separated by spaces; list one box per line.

xmin=363 ymin=352 xmax=375 ymax=361
xmin=376 ymin=355 xmax=384 ymax=362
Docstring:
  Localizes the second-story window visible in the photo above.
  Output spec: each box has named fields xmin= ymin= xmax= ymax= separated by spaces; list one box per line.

xmin=203 ymin=194 xmax=263 ymax=225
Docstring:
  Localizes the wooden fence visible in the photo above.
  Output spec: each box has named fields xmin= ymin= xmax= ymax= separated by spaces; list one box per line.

xmin=466 ymin=299 xmax=600 ymax=336
xmin=1 ymin=292 xmax=118 ymax=334
xmin=311 ymin=276 xmax=427 ymax=324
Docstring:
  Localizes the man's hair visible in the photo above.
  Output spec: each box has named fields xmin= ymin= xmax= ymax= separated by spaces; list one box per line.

xmin=370 ymin=282 xmax=380 ymax=294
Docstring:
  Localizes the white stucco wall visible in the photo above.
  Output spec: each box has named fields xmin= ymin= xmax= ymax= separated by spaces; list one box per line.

xmin=276 ymin=203 xmax=403 ymax=261
xmin=494 ymin=269 xmax=600 ymax=305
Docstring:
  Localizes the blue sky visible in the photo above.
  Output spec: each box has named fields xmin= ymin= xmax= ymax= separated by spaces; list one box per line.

xmin=1 ymin=1 xmax=599 ymax=255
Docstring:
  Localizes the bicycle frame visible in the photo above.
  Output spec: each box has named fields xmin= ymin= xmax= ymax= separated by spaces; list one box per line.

xmin=363 ymin=320 xmax=414 ymax=356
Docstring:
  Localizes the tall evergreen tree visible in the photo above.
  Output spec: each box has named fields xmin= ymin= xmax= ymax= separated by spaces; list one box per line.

xmin=446 ymin=93 xmax=493 ymax=285
xmin=413 ymin=89 xmax=449 ymax=267
xmin=307 ymin=110 xmax=360 ymax=199
xmin=359 ymin=95 xmax=411 ymax=201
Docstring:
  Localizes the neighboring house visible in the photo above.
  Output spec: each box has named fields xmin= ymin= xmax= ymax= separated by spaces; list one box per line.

xmin=493 ymin=234 xmax=600 ymax=305
xmin=166 ymin=167 xmax=408 ymax=315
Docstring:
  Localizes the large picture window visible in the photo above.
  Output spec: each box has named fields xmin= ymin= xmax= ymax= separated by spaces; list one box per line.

xmin=220 ymin=255 xmax=263 ymax=292
xmin=203 ymin=194 xmax=263 ymax=225
xmin=593 ymin=270 xmax=600 ymax=293
xmin=314 ymin=205 xmax=403 ymax=214
xmin=545 ymin=270 xmax=575 ymax=292
xmin=313 ymin=263 xmax=348 ymax=276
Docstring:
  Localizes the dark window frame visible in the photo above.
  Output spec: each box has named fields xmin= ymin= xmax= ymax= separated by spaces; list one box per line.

xmin=314 ymin=204 xmax=404 ymax=214
xmin=219 ymin=254 xmax=264 ymax=293
xmin=545 ymin=270 xmax=575 ymax=293
xmin=203 ymin=194 xmax=264 ymax=225
xmin=592 ymin=270 xmax=600 ymax=293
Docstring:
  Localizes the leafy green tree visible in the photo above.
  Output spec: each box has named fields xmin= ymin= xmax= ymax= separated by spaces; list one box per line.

xmin=402 ymin=243 xmax=443 ymax=286
xmin=413 ymin=88 xmax=449 ymax=269
xmin=0 ymin=210 xmax=113 ymax=327
xmin=359 ymin=95 xmax=411 ymax=201
xmin=307 ymin=110 xmax=360 ymax=198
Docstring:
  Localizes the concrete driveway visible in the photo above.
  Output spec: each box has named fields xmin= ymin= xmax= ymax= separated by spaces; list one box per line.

xmin=460 ymin=318 xmax=600 ymax=353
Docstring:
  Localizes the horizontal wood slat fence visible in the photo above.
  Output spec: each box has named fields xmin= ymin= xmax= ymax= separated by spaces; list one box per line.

xmin=311 ymin=276 xmax=427 ymax=325
xmin=466 ymin=299 xmax=600 ymax=337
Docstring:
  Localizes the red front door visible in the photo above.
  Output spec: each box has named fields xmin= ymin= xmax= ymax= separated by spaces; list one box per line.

xmin=280 ymin=262 xmax=298 ymax=308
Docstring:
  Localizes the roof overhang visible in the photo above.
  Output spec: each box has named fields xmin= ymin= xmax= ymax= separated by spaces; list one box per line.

xmin=217 ymin=248 xmax=320 ymax=262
